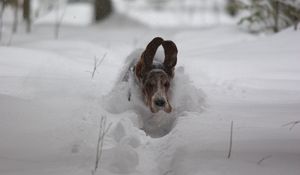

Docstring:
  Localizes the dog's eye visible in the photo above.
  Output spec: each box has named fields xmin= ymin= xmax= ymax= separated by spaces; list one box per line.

xmin=147 ymin=81 xmax=155 ymax=89
xmin=164 ymin=82 xmax=170 ymax=88
xmin=150 ymin=81 xmax=156 ymax=86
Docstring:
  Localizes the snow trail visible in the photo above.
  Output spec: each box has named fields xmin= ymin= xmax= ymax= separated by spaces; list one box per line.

xmin=0 ymin=13 xmax=300 ymax=174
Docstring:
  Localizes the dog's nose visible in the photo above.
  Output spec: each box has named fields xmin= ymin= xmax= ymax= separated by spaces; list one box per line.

xmin=155 ymin=99 xmax=165 ymax=107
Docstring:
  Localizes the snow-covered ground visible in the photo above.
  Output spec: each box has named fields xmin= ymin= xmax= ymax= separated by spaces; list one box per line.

xmin=1 ymin=5 xmax=300 ymax=175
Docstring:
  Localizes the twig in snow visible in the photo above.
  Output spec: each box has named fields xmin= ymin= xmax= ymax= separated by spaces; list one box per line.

xmin=92 ymin=115 xmax=112 ymax=175
xmin=257 ymin=155 xmax=272 ymax=165
xmin=90 ymin=53 xmax=106 ymax=79
xmin=282 ymin=120 xmax=300 ymax=130
xmin=227 ymin=121 xmax=233 ymax=159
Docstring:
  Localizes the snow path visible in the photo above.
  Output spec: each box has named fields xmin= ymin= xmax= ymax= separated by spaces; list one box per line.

xmin=1 ymin=21 xmax=300 ymax=175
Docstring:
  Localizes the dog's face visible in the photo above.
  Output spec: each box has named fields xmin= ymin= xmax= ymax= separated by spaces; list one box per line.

xmin=135 ymin=37 xmax=177 ymax=113
xmin=143 ymin=69 xmax=172 ymax=113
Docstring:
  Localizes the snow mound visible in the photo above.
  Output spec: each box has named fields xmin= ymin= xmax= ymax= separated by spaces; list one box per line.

xmin=101 ymin=118 xmax=142 ymax=173
xmin=102 ymin=144 xmax=139 ymax=173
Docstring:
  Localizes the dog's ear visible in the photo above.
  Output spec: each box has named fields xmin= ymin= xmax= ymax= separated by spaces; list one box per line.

xmin=136 ymin=37 xmax=164 ymax=80
xmin=162 ymin=40 xmax=178 ymax=77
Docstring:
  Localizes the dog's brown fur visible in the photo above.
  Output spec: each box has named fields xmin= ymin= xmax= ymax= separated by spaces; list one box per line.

xmin=135 ymin=37 xmax=178 ymax=113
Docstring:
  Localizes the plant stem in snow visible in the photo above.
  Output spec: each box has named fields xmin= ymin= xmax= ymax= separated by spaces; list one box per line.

xmin=282 ymin=120 xmax=300 ymax=130
xmin=227 ymin=121 xmax=233 ymax=159
xmin=257 ymin=155 xmax=272 ymax=165
xmin=91 ymin=53 xmax=106 ymax=79
xmin=92 ymin=115 xmax=112 ymax=175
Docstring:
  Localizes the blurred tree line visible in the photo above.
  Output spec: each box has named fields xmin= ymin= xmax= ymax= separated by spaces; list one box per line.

xmin=226 ymin=0 xmax=300 ymax=32
xmin=0 ymin=0 xmax=112 ymax=39
xmin=0 ymin=0 xmax=298 ymax=38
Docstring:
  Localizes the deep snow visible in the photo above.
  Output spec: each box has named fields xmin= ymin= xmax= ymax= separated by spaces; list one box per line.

xmin=1 ymin=8 xmax=300 ymax=175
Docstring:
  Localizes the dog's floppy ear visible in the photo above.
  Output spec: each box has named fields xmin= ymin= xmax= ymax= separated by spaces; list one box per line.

xmin=136 ymin=37 xmax=164 ymax=80
xmin=162 ymin=40 xmax=178 ymax=77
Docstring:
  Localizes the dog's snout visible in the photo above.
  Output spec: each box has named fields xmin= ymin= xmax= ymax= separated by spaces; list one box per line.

xmin=155 ymin=99 xmax=166 ymax=107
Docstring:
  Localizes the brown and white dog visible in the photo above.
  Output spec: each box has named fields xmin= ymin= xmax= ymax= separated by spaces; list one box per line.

xmin=133 ymin=37 xmax=178 ymax=113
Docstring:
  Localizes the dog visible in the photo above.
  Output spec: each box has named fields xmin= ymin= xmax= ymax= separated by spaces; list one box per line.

xmin=105 ymin=37 xmax=205 ymax=137
xmin=127 ymin=37 xmax=178 ymax=113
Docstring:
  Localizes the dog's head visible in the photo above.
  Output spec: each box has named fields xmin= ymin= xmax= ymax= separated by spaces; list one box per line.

xmin=135 ymin=37 xmax=178 ymax=113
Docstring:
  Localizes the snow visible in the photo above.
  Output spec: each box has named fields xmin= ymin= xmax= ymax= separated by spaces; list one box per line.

xmin=113 ymin=0 xmax=236 ymax=27
xmin=34 ymin=2 xmax=93 ymax=26
xmin=1 ymin=3 xmax=300 ymax=175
